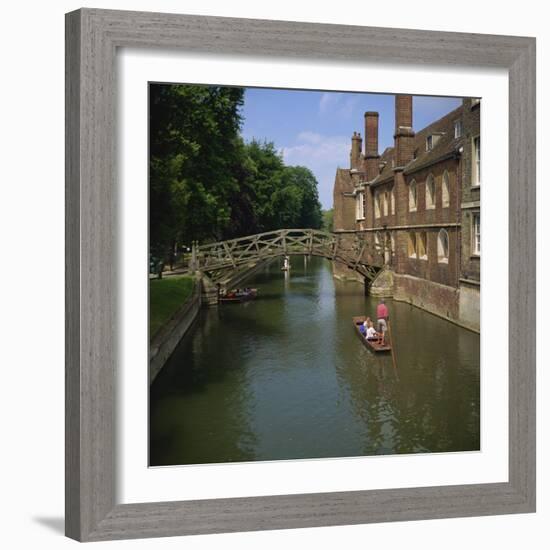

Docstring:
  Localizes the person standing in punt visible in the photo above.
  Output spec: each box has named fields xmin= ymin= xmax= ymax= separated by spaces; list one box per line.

xmin=376 ymin=299 xmax=389 ymax=345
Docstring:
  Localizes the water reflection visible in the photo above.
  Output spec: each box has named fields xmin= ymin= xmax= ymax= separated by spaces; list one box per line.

xmin=150 ymin=256 xmax=480 ymax=465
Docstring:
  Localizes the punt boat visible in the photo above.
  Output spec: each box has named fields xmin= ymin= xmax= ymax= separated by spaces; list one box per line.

xmin=219 ymin=288 xmax=258 ymax=303
xmin=352 ymin=316 xmax=392 ymax=353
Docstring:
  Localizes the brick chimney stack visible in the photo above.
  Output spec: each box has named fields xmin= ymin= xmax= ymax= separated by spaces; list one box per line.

xmin=350 ymin=131 xmax=362 ymax=170
xmin=394 ymin=95 xmax=415 ymax=168
xmin=364 ymin=111 xmax=380 ymax=180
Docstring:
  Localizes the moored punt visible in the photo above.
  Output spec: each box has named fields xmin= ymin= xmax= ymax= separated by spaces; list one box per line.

xmin=219 ymin=288 xmax=258 ymax=304
xmin=352 ymin=316 xmax=392 ymax=353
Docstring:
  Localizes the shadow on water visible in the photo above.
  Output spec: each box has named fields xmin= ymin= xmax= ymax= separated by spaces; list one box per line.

xmin=150 ymin=256 xmax=480 ymax=466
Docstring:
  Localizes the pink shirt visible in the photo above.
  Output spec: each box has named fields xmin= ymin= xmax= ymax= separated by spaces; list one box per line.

xmin=376 ymin=303 xmax=388 ymax=319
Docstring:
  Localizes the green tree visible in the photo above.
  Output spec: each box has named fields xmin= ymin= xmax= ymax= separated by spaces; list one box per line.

xmin=242 ymin=139 xmax=285 ymax=232
xmin=322 ymin=209 xmax=334 ymax=232
xmin=149 ymin=85 xmax=324 ymax=261
xmin=284 ymin=166 xmax=323 ymax=229
xmin=242 ymin=141 xmax=323 ymax=232
xmin=149 ymin=84 xmax=244 ymax=256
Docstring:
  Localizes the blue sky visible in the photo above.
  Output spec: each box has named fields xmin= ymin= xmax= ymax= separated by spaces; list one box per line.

xmin=241 ymin=88 xmax=462 ymax=209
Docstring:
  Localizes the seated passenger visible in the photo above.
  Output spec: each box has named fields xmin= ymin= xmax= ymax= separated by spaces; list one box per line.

xmin=365 ymin=319 xmax=380 ymax=340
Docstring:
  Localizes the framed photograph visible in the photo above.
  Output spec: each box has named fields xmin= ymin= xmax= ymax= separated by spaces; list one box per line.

xmin=65 ymin=8 xmax=536 ymax=542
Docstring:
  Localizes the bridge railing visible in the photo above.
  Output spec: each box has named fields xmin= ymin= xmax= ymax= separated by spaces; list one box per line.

xmin=184 ymin=228 xmax=387 ymax=282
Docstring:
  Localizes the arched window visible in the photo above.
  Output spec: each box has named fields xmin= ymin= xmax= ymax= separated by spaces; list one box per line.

xmin=407 ymin=231 xmax=417 ymax=258
xmin=426 ymin=174 xmax=435 ymax=209
xmin=384 ymin=231 xmax=393 ymax=264
xmin=473 ymin=136 xmax=481 ymax=186
xmin=437 ymin=229 xmax=449 ymax=263
xmin=472 ymin=213 xmax=481 ymax=255
xmin=442 ymin=170 xmax=450 ymax=207
xmin=355 ymin=191 xmax=365 ymax=221
xmin=409 ymin=180 xmax=417 ymax=212
xmin=417 ymin=231 xmax=428 ymax=260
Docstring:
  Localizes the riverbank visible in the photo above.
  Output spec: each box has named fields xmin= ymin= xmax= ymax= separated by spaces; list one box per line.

xmin=150 ymin=276 xmax=194 ymax=338
xmin=149 ymin=276 xmax=200 ymax=383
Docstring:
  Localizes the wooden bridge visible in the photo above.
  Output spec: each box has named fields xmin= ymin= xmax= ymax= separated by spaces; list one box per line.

xmin=183 ymin=229 xmax=386 ymax=285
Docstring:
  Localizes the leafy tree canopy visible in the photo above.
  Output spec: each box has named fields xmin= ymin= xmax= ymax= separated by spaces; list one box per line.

xmin=322 ymin=209 xmax=334 ymax=233
xmin=149 ymin=84 xmax=324 ymax=260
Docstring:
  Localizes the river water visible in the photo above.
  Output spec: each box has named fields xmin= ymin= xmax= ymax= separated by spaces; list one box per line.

xmin=150 ymin=256 xmax=480 ymax=466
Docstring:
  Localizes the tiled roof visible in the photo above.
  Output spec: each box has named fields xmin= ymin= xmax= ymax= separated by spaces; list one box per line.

xmin=371 ymin=147 xmax=395 ymax=184
xmin=369 ymin=105 xmax=464 ymax=185
xmin=403 ymin=106 xmax=463 ymax=175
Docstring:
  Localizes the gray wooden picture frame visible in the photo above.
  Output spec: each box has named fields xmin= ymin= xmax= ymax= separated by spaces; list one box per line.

xmin=65 ymin=8 xmax=536 ymax=542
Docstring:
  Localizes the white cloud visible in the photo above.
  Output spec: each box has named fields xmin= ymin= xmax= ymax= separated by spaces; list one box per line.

xmin=319 ymin=93 xmax=338 ymax=114
xmin=281 ymin=131 xmax=350 ymax=209
xmin=319 ymin=92 xmax=360 ymax=119
xmin=281 ymin=135 xmax=349 ymax=165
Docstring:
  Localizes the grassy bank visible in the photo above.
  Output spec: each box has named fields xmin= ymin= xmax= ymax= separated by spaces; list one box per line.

xmin=150 ymin=276 xmax=194 ymax=339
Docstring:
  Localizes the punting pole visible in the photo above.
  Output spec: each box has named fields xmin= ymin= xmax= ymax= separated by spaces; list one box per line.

xmin=387 ymin=318 xmax=399 ymax=380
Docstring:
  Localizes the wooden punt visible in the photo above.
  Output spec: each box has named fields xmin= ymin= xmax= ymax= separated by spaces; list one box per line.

xmin=352 ymin=316 xmax=392 ymax=353
xmin=219 ymin=288 xmax=257 ymax=303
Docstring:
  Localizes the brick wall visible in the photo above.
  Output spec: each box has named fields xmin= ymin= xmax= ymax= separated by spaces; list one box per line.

xmin=460 ymin=99 xmax=481 ymax=283
xmin=394 ymin=273 xmax=460 ymax=322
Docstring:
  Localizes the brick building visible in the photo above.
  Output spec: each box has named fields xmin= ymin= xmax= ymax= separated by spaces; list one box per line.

xmin=332 ymin=95 xmax=480 ymax=332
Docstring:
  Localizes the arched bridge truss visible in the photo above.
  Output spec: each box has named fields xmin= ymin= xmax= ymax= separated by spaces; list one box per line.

xmin=185 ymin=229 xmax=386 ymax=285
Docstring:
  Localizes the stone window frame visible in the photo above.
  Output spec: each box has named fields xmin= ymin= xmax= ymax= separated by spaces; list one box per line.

xmin=471 ymin=211 xmax=481 ymax=256
xmin=454 ymin=119 xmax=463 ymax=138
xmin=374 ymin=191 xmax=381 ymax=219
xmin=417 ymin=231 xmax=428 ymax=260
xmin=472 ymin=135 xmax=481 ymax=187
xmin=409 ymin=179 xmax=418 ymax=212
xmin=391 ymin=188 xmax=396 ymax=215
xmin=407 ymin=231 xmax=417 ymax=258
xmin=442 ymin=170 xmax=450 ymax=208
xmin=426 ymin=135 xmax=433 ymax=151
xmin=383 ymin=190 xmax=389 ymax=217
xmin=437 ymin=228 xmax=450 ymax=264
xmin=355 ymin=191 xmax=365 ymax=221
xmin=425 ymin=173 xmax=436 ymax=210
xmin=374 ymin=230 xmax=382 ymax=256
